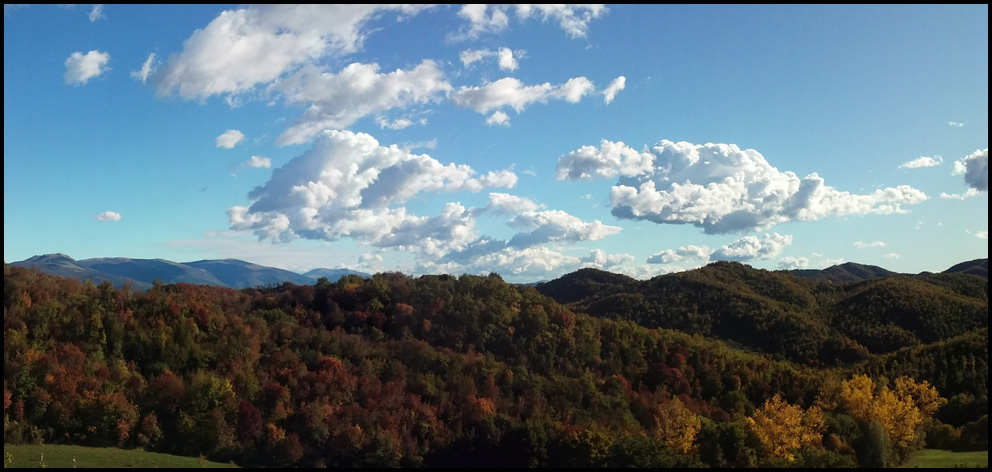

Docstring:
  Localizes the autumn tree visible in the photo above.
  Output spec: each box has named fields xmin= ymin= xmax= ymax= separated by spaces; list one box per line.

xmin=745 ymin=394 xmax=825 ymax=462
xmin=653 ymin=397 xmax=701 ymax=454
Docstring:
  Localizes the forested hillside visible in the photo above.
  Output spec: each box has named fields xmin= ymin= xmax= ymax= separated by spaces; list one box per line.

xmin=4 ymin=262 xmax=987 ymax=467
xmin=537 ymin=262 xmax=988 ymax=367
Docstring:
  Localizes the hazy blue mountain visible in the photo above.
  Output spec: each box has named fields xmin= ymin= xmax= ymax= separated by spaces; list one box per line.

xmin=9 ymin=254 xmax=367 ymax=290
xmin=187 ymin=259 xmax=315 ymax=288
xmin=12 ymin=254 xmax=153 ymax=290
xmin=302 ymin=268 xmax=372 ymax=281
xmin=84 ymin=257 xmax=224 ymax=286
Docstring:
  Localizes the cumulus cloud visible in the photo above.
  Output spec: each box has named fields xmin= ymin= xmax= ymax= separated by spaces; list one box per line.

xmin=479 ymin=192 xmax=543 ymax=216
xmin=647 ymin=233 xmax=792 ymax=264
xmin=898 ymin=155 xmax=942 ymax=169
xmin=459 ymin=47 xmax=523 ymax=71
xmin=451 ymin=76 xmax=618 ymax=121
xmin=513 ymin=4 xmax=608 ymax=38
xmin=229 ymin=130 xmax=516 ymax=256
xmin=711 ymin=233 xmax=792 ymax=262
xmin=451 ymin=4 xmax=607 ymax=40
xmin=556 ymin=139 xmax=654 ymax=181
xmin=152 ymin=4 xmax=430 ymax=100
xmin=559 ymin=139 xmax=929 ymax=234
xmin=976 ymin=230 xmax=988 ymax=239
xmin=215 ymin=129 xmax=246 ymax=149
xmin=951 ymin=148 xmax=988 ymax=191
xmin=486 ymin=110 xmax=510 ymax=126
xmin=275 ymin=61 xmax=451 ymax=145
xmin=243 ymin=155 xmax=271 ymax=168
xmin=130 ymin=53 xmax=157 ymax=84
xmin=581 ymin=248 xmax=635 ymax=269
xmin=96 ymin=211 xmax=121 ymax=221
xmin=777 ymin=256 xmax=809 ymax=270
xmin=476 ymin=192 xmax=621 ymax=248
xmin=88 ymin=4 xmax=104 ymax=22
xmin=940 ymin=188 xmax=980 ymax=200
xmin=64 ymin=50 xmax=110 ymax=85
xmin=459 ymin=48 xmax=491 ymax=67
xmin=506 ymin=209 xmax=622 ymax=248
xmin=647 ymin=244 xmax=711 ymax=264
xmin=497 ymin=47 xmax=518 ymax=71
xmin=853 ymin=240 xmax=886 ymax=249
xmin=948 ymin=121 xmax=964 ymax=127
xmin=376 ymin=117 xmax=424 ymax=130
xmin=602 ymin=76 xmax=625 ymax=104
xmin=883 ymin=253 xmax=901 ymax=259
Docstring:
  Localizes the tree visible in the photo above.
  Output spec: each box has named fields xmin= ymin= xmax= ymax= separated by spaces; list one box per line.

xmin=653 ymin=397 xmax=700 ymax=454
xmin=745 ymin=394 xmax=825 ymax=462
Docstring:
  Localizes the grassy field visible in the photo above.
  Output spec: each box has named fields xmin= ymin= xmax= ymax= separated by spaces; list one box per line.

xmin=901 ymin=449 xmax=989 ymax=468
xmin=3 ymin=445 xmax=237 ymax=468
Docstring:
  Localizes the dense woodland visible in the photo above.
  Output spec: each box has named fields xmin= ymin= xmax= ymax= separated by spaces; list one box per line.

xmin=3 ymin=261 xmax=988 ymax=467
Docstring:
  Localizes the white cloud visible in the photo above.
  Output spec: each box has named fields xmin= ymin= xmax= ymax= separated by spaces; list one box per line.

xmin=940 ymin=188 xmax=980 ymax=200
xmin=711 ymin=233 xmax=792 ymax=262
xmin=647 ymin=244 xmax=711 ymax=264
xmin=450 ymin=77 xmax=553 ymax=113
xmin=602 ymin=76 xmax=625 ymax=104
xmin=883 ymin=253 xmax=901 ymax=259
xmin=556 ymin=139 xmax=654 ymax=181
xmin=581 ymin=248 xmax=635 ymax=269
xmin=459 ymin=48 xmax=491 ymax=67
xmin=560 ymin=139 xmax=928 ymax=234
xmin=647 ymin=233 xmax=791 ymax=264
xmin=479 ymin=193 xmax=543 ymax=216
xmin=64 ymin=50 xmax=110 ymax=85
xmin=452 ymin=4 xmax=510 ymax=40
xmin=88 ymin=4 xmax=104 ymax=22
xmin=275 ymin=61 xmax=451 ymax=145
xmin=450 ymin=75 xmax=615 ymax=119
xmin=777 ymin=256 xmax=809 ymax=270
xmin=243 ymin=155 xmax=271 ymax=168
xmin=486 ymin=110 xmax=511 ymax=126
xmin=557 ymin=77 xmax=596 ymax=103
xmin=976 ymin=230 xmax=988 ymax=239
xmin=951 ymin=148 xmax=988 ymax=191
xmin=376 ymin=117 xmax=424 ymax=130
xmin=152 ymin=4 xmax=430 ymax=100
xmin=506 ymin=209 xmax=622 ymax=248
xmin=130 ymin=53 xmax=157 ymax=84
xmin=853 ymin=240 xmax=886 ymax=249
xmin=215 ymin=129 xmax=246 ymax=149
xmin=459 ymin=47 xmax=523 ymax=71
xmin=948 ymin=121 xmax=965 ymax=127
xmin=513 ymin=4 xmax=608 ymax=38
xmin=476 ymin=192 xmax=621 ymax=248
xmin=497 ymin=47 xmax=518 ymax=71
xmin=96 ymin=211 xmax=121 ymax=221
xmin=898 ymin=155 xmax=942 ymax=169
xmin=229 ymin=130 xmax=516 ymax=257
xmin=451 ymin=4 xmax=607 ymax=41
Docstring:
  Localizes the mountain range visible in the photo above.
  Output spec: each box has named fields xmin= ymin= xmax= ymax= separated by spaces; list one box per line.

xmin=8 ymin=253 xmax=370 ymax=290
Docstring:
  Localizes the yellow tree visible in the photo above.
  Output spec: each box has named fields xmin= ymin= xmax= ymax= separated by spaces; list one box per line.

xmin=745 ymin=394 xmax=826 ymax=462
xmin=654 ymin=397 xmax=701 ymax=454
xmin=839 ymin=374 xmax=944 ymax=450
xmin=894 ymin=376 xmax=947 ymax=417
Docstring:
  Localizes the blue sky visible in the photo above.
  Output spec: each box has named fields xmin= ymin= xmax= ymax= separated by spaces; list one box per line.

xmin=3 ymin=4 xmax=988 ymax=282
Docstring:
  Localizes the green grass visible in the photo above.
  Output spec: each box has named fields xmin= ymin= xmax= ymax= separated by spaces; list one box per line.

xmin=3 ymin=445 xmax=238 ymax=468
xmin=901 ymin=449 xmax=988 ymax=468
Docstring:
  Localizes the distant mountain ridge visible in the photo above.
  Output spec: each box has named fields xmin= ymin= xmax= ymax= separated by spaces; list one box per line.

xmin=9 ymin=254 xmax=370 ymax=290
xmin=536 ymin=258 xmax=988 ymax=366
